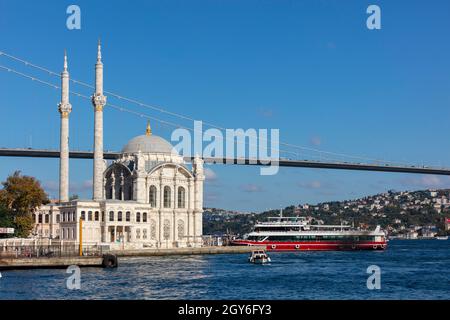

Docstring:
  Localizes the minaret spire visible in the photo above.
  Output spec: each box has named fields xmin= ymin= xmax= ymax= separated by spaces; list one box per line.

xmin=63 ymin=49 xmax=68 ymax=71
xmin=58 ymin=50 xmax=72 ymax=203
xmin=92 ymin=40 xmax=107 ymax=201
xmin=97 ymin=39 xmax=102 ymax=62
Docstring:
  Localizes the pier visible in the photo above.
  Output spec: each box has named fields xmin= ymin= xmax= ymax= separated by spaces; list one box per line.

xmin=0 ymin=256 xmax=104 ymax=270
xmin=111 ymin=245 xmax=266 ymax=257
xmin=0 ymin=245 xmax=264 ymax=270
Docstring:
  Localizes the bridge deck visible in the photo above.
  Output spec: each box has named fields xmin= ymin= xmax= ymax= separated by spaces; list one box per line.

xmin=0 ymin=148 xmax=449 ymax=176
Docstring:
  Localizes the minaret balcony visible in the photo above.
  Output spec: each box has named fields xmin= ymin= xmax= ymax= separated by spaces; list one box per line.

xmin=92 ymin=93 xmax=107 ymax=107
xmin=58 ymin=102 xmax=72 ymax=114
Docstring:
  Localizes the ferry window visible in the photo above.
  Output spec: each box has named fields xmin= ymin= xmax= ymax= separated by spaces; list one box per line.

xmin=136 ymin=212 xmax=141 ymax=223
xmin=126 ymin=211 xmax=131 ymax=222
xmin=118 ymin=211 xmax=123 ymax=222
xmin=109 ymin=211 xmax=114 ymax=222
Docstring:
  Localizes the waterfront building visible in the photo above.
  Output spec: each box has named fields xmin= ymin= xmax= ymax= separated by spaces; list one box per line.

xmin=31 ymin=42 xmax=204 ymax=249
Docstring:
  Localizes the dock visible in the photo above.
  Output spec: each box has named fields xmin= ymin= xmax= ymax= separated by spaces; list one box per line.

xmin=0 ymin=256 xmax=104 ymax=270
xmin=0 ymin=246 xmax=264 ymax=270
xmin=110 ymin=245 xmax=266 ymax=257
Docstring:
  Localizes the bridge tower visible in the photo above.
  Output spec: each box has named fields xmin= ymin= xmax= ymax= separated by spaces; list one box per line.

xmin=92 ymin=40 xmax=107 ymax=200
xmin=58 ymin=50 xmax=72 ymax=202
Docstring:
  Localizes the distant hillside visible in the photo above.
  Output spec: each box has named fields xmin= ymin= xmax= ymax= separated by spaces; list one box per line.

xmin=203 ymin=189 xmax=450 ymax=237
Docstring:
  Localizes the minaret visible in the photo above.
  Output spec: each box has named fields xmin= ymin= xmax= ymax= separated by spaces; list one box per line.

xmin=92 ymin=40 xmax=107 ymax=200
xmin=58 ymin=50 xmax=72 ymax=203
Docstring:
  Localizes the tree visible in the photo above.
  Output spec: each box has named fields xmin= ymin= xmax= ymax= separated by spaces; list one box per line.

xmin=69 ymin=194 xmax=79 ymax=201
xmin=0 ymin=171 xmax=49 ymax=237
xmin=0 ymin=205 xmax=14 ymax=238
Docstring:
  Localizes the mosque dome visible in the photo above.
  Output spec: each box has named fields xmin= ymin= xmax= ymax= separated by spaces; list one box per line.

xmin=121 ymin=122 xmax=177 ymax=155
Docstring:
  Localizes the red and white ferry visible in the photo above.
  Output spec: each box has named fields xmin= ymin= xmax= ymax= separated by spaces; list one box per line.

xmin=231 ymin=217 xmax=387 ymax=251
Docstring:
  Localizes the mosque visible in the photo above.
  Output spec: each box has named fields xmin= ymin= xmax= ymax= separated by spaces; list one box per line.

xmin=32 ymin=42 xmax=205 ymax=249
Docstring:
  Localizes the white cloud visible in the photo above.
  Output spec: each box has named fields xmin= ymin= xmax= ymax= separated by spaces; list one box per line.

xmin=204 ymin=168 xmax=217 ymax=181
xmin=309 ymin=136 xmax=322 ymax=146
xmin=398 ymin=175 xmax=450 ymax=188
xmin=240 ymin=184 xmax=265 ymax=193
xmin=42 ymin=180 xmax=58 ymax=192
xmin=297 ymin=180 xmax=336 ymax=190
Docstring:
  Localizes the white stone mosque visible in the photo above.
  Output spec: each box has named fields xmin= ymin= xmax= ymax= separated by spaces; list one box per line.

xmin=32 ymin=42 xmax=205 ymax=249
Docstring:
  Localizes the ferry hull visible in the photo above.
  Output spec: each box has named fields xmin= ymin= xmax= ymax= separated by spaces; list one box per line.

xmin=231 ymin=240 xmax=387 ymax=251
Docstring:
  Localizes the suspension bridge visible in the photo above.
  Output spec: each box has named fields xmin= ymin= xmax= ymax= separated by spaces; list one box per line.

xmin=0 ymin=49 xmax=449 ymax=177
xmin=0 ymin=148 xmax=449 ymax=176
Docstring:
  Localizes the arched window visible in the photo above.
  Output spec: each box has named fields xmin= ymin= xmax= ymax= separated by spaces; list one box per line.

xmin=136 ymin=212 xmax=141 ymax=223
xmin=128 ymin=186 xmax=133 ymax=201
xmin=163 ymin=219 xmax=170 ymax=240
xmin=32 ymin=214 xmax=36 ymax=223
xmin=88 ymin=211 xmax=93 ymax=221
xmin=109 ymin=211 xmax=114 ymax=222
xmin=126 ymin=211 xmax=131 ymax=222
xmin=177 ymin=219 xmax=185 ymax=240
xmin=95 ymin=211 xmax=99 ymax=221
xmin=143 ymin=212 xmax=147 ymax=223
xmin=38 ymin=214 xmax=43 ymax=223
xmin=45 ymin=214 xmax=49 ymax=223
xmin=178 ymin=187 xmax=186 ymax=208
xmin=150 ymin=219 xmax=157 ymax=240
xmin=164 ymin=186 xmax=171 ymax=208
xmin=80 ymin=211 xmax=85 ymax=221
xmin=118 ymin=211 xmax=123 ymax=222
xmin=149 ymin=186 xmax=157 ymax=208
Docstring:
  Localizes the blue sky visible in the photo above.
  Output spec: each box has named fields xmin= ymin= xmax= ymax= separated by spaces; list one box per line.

xmin=1 ymin=0 xmax=450 ymax=211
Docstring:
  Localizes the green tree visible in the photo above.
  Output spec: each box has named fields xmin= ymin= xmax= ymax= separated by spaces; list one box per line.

xmin=0 ymin=205 xmax=14 ymax=238
xmin=0 ymin=171 xmax=49 ymax=237
xmin=69 ymin=194 xmax=79 ymax=201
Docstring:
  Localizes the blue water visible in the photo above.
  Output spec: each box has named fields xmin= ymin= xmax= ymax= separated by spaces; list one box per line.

xmin=0 ymin=240 xmax=449 ymax=299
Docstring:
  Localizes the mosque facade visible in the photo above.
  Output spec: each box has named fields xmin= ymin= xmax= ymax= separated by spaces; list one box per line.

xmin=31 ymin=43 xmax=204 ymax=249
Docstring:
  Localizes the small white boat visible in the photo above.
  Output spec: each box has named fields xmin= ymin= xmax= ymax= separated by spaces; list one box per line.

xmin=248 ymin=250 xmax=271 ymax=264
xmin=435 ymin=236 xmax=448 ymax=240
